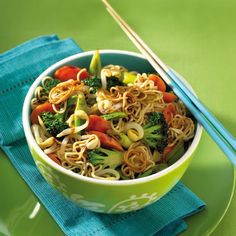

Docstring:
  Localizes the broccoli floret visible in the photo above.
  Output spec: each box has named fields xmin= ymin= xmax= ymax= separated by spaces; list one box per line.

xmin=40 ymin=95 xmax=79 ymax=137
xmin=106 ymin=76 xmax=125 ymax=90
xmin=142 ymin=112 xmax=168 ymax=153
xmin=41 ymin=112 xmax=69 ymax=137
xmin=41 ymin=79 xmax=60 ymax=95
xmin=83 ymin=77 xmax=102 ymax=89
xmin=82 ymin=77 xmax=102 ymax=93
xmin=83 ymin=76 xmax=125 ymax=93
xmin=87 ymin=148 xmax=123 ymax=169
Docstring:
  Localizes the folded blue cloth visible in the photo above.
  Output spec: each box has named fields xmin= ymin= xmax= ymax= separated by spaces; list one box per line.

xmin=0 ymin=35 xmax=205 ymax=236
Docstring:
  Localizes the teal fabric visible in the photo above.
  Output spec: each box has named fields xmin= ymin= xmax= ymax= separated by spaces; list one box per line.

xmin=0 ymin=35 xmax=205 ymax=236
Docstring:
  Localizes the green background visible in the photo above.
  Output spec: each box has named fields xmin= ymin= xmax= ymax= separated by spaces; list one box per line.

xmin=0 ymin=0 xmax=235 ymax=235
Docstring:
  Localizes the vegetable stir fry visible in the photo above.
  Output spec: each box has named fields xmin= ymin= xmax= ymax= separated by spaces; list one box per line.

xmin=30 ymin=50 xmax=195 ymax=180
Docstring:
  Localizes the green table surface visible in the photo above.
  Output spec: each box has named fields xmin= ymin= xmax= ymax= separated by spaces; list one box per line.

xmin=0 ymin=0 xmax=235 ymax=235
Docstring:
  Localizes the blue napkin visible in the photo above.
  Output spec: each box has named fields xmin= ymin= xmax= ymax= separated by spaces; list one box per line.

xmin=0 ymin=35 xmax=205 ymax=236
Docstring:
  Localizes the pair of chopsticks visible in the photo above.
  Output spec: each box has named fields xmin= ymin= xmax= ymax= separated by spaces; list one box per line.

xmin=102 ymin=0 xmax=236 ymax=165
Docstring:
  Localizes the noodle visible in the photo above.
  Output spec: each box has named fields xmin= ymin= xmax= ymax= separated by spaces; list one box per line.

xmin=49 ymin=79 xmax=83 ymax=104
xmin=168 ymin=114 xmax=195 ymax=146
xmin=97 ymin=74 xmax=165 ymax=126
xmin=122 ymin=142 xmax=155 ymax=178
xmin=30 ymin=53 xmax=196 ymax=180
xmin=92 ymin=168 xmax=120 ymax=180
xmin=111 ymin=118 xmax=126 ymax=133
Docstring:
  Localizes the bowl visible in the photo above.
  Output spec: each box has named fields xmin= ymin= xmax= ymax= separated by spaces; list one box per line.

xmin=22 ymin=50 xmax=203 ymax=213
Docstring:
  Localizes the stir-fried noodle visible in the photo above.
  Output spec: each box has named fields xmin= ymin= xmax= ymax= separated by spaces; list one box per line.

xmin=30 ymin=54 xmax=195 ymax=180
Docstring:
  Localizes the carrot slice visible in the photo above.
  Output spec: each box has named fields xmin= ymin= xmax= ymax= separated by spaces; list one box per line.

xmin=54 ymin=66 xmax=89 ymax=81
xmin=88 ymin=131 xmax=124 ymax=151
xmin=86 ymin=115 xmax=111 ymax=133
xmin=48 ymin=153 xmax=61 ymax=165
xmin=148 ymin=74 xmax=166 ymax=92
xmin=30 ymin=102 xmax=55 ymax=124
xmin=163 ymin=92 xmax=177 ymax=103
xmin=79 ymin=69 xmax=90 ymax=80
xmin=163 ymin=103 xmax=176 ymax=123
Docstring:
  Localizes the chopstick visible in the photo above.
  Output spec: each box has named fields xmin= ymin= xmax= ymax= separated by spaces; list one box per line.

xmin=102 ymin=0 xmax=236 ymax=164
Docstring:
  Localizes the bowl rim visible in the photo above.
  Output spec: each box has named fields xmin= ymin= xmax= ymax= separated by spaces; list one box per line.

xmin=22 ymin=49 xmax=203 ymax=186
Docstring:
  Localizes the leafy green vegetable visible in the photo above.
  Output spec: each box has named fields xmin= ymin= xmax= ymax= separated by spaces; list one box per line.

xmin=102 ymin=112 xmax=127 ymax=120
xmin=137 ymin=164 xmax=168 ymax=178
xmin=83 ymin=76 xmax=125 ymax=93
xmin=166 ymin=141 xmax=185 ymax=165
xmin=41 ymin=95 xmax=78 ymax=137
xmin=106 ymin=76 xmax=125 ymax=90
xmin=41 ymin=78 xmax=60 ymax=95
xmin=41 ymin=112 xmax=68 ymax=137
xmin=137 ymin=168 xmax=153 ymax=178
xmin=83 ymin=77 xmax=102 ymax=93
xmin=142 ymin=112 xmax=168 ymax=153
